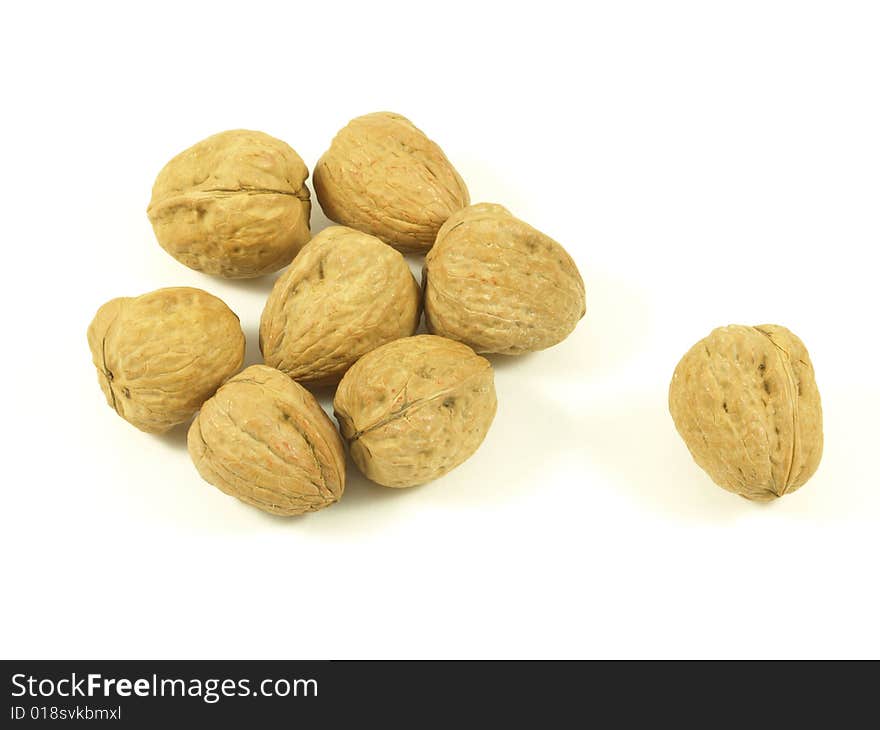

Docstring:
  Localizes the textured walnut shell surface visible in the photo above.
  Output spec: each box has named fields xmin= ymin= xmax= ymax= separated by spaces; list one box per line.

xmin=87 ymin=287 xmax=245 ymax=434
xmin=313 ymin=112 xmax=470 ymax=253
xmin=147 ymin=130 xmax=311 ymax=278
xmin=669 ymin=324 xmax=823 ymax=501
xmin=333 ymin=335 xmax=496 ymax=488
xmin=260 ymin=226 xmax=421 ymax=385
xmin=188 ymin=365 xmax=345 ymax=516
xmin=423 ymin=203 xmax=586 ymax=354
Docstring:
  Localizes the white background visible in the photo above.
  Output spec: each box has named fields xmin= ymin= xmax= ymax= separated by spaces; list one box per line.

xmin=2 ymin=1 xmax=878 ymax=659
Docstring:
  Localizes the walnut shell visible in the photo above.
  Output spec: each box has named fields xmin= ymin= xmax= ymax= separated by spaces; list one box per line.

xmin=260 ymin=226 xmax=421 ymax=385
xmin=669 ymin=324 xmax=823 ymax=501
xmin=188 ymin=365 xmax=345 ymax=516
xmin=333 ymin=335 xmax=496 ymax=488
xmin=423 ymin=203 xmax=586 ymax=354
xmin=87 ymin=287 xmax=245 ymax=434
xmin=147 ymin=130 xmax=311 ymax=278
xmin=313 ymin=112 xmax=469 ymax=253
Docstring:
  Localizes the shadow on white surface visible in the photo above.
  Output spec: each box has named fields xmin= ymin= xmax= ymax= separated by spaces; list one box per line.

xmin=308 ymin=185 xmax=334 ymax=237
xmin=404 ymin=252 xmax=428 ymax=294
xmin=330 ymin=461 xmax=420 ymax=511
xmin=577 ymin=390 xmax=756 ymax=521
xmin=486 ymin=351 xmax=538 ymax=373
xmin=228 ymin=451 xmax=423 ymax=536
xmin=307 ymin=383 xmax=338 ymax=405
xmin=437 ymin=390 xmax=578 ymax=506
xmin=241 ymin=322 xmax=264 ymax=369
xmin=272 ymin=382 xmax=582 ymax=534
xmin=152 ymin=420 xmax=191 ymax=453
xmin=575 ymin=271 xmax=655 ymax=377
xmin=765 ymin=387 xmax=879 ymax=521
xmin=217 ymin=271 xmax=280 ymax=297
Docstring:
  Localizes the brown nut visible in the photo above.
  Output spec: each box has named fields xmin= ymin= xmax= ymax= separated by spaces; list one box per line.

xmin=669 ymin=324 xmax=823 ymax=501
xmin=423 ymin=203 xmax=586 ymax=354
xmin=313 ymin=112 xmax=469 ymax=253
xmin=260 ymin=226 xmax=421 ymax=385
xmin=188 ymin=365 xmax=345 ymax=516
xmin=147 ymin=130 xmax=311 ymax=278
xmin=87 ymin=287 xmax=245 ymax=434
xmin=333 ymin=335 xmax=497 ymax=488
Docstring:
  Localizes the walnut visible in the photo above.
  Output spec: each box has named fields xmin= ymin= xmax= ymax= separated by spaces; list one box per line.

xmin=87 ymin=287 xmax=245 ymax=433
xmin=260 ymin=226 xmax=421 ymax=385
xmin=423 ymin=203 xmax=586 ymax=354
xmin=313 ymin=112 xmax=469 ymax=253
xmin=669 ymin=324 xmax=823 ymax=500
xmin=333 ymin=335 xmax=496 ymax=488
xmin=147 ymin=130 xmax=311 ymax=278
xmin=188 ymin=365 xmax=345 ymax=516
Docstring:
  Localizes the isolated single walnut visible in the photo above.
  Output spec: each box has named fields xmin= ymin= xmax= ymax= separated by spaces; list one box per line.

xmin=333 ymin=335 xmax=497 ymax=488
xmin=260 ymin=226 xmax=421 ymax=385
xmin=313 ymin=112 xmax=470 ymax=253
xmin=87 ymin=287 xmax=245 ymax=434
xmin=188 ymin=365 xmax=345 ymax=516
xmin=423 ymin=203 xmax=586 ymax=354
xmin=669 ymin=324 xmax=823 ymax=501
xmin=147 ymin=130 xmax=311 ymax=278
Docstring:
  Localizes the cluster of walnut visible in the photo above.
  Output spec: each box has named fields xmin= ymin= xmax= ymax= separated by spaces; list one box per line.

xmin=89 ymin=113 xmax=586 ymax=516
xmin=89 ymin=112 xmax=824 ymax=515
